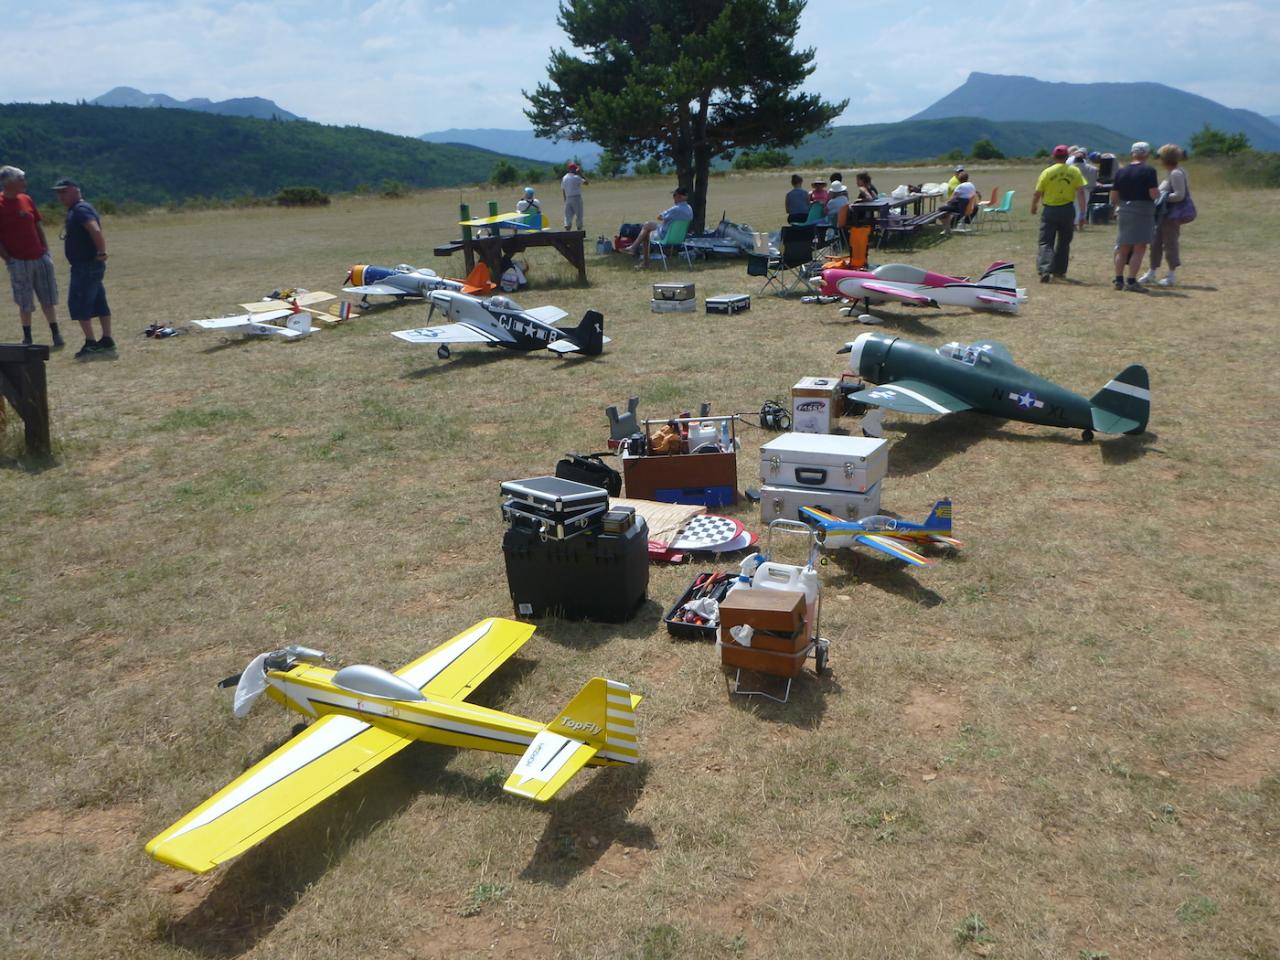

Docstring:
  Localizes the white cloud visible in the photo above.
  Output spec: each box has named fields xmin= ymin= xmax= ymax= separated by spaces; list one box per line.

xmin=3 ymin=0 xmax=1277 ymax=133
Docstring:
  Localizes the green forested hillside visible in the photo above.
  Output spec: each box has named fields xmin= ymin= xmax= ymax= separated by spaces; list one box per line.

xmin=795 ymin=116 xmax=1133 ymax=164
xmin=0 ymin=103 xmax=542 ymax=205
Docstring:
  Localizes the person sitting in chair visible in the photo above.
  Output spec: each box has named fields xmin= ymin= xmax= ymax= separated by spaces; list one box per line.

xmin=824 ymin=181 xmax=850 ymax=221
xmin=631 ymin=186 xmax=693 ymax=269
xmin=855 ymin=172 xmax=879 ymax=201
xmin=808 ymin=178 xmax=830 ymax=210
xmin=939 ymin=172 xmax=978 ymax=232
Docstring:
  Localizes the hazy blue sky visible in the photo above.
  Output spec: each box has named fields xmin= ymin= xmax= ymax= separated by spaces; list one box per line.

xmin=4 ymin=0 xmax=1278 ymax=135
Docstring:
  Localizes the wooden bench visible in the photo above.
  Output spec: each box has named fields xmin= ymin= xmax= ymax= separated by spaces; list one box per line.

xmin=876 ymin=211 xmax=946 ymax=250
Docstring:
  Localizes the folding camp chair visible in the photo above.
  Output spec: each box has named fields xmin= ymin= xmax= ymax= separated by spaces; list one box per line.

xmin=949 ymin=195 xmax=980 ymax=234
xmin=748 ymin=224 xmax=818 ymax=296
xmin=978 ymin=190 xmax=1015 ymax=231
xmin=648 ymin=218 xmax=694 ymax=270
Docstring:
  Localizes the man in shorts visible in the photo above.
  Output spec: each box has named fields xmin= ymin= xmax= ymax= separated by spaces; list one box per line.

xmin=0 ymin=166 xmax=64 ymax=348
xmin=53 ymin=178 xmax=115 ymax=359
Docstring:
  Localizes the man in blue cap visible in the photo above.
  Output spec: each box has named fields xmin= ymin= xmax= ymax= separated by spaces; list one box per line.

xmin=54 ymin=178 xmax=115 ymax=359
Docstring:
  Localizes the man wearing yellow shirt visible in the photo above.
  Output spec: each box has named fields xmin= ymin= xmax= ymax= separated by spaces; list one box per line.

xmin=1030 ymin=145 xmax=1088 ymax=283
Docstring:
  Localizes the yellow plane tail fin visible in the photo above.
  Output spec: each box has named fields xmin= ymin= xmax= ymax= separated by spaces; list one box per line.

xmin=502 ymin=678 xmax=640 ymax=802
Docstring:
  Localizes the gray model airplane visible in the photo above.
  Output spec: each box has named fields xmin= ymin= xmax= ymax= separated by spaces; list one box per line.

xmin=392 ymin=290 xmax=608 ymax=360
xmin=343 ymin=263 xmax=493 ymax=305
xmin=840 ymin=331 xmax=1149 ymax=440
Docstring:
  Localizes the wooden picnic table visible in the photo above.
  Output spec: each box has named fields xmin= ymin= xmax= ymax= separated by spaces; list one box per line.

xmin=433 ymin=229 xmax=588 ymax=285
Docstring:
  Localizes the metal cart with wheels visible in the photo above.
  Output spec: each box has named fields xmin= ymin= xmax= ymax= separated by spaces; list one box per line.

xmin=722 ymin=519 xmax=829 ymax=703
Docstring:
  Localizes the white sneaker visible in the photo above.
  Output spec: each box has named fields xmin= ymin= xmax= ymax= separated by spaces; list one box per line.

xmin=1137 ymin=269 xmax=1157 ymax=283
xmin=1157 ymin=272 xmax=1176 ymax=287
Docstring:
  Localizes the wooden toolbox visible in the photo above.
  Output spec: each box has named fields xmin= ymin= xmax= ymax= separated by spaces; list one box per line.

xmin=718 ymin=588 xmax=807 ymax=653
xmin=719 ymin=642 xmax=811 ymax=678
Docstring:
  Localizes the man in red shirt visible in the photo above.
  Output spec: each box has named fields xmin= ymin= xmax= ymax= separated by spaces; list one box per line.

xmin=0 ymin=166 xmax=63 ymax=347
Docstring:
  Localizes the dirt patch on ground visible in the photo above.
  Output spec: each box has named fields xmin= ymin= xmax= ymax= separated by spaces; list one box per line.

xmin=409 ymin=912 xmax=553 ymax=960
xmin=1185 ymin=727 xmax=1280 ymax=788
xmin=903 ymin=684 xmax=964 ymax=738
xmin=10 ymin=804 xmax=143 ymax=854
xmin=1169 ymin=668 xmax=1234 ymax=715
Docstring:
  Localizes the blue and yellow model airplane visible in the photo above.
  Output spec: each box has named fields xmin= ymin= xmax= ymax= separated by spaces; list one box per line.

xmin=146 ymin=618 xmax=640 ymax=874
xmin=799 ymin=498 xmax=961 ymax=567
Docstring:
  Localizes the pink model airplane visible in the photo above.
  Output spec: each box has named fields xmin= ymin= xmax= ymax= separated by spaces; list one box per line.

xmin=820 ymin=261 xmax=1026 ymax=314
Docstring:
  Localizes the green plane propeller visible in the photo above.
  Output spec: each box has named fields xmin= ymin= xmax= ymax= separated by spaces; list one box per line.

xmin=840 ymin=332 xmax=1149 ymax=441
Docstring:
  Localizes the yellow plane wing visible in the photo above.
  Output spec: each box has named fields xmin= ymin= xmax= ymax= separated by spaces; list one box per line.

xmin=458 ymin=211 xmax=526 ymax=227
xmin=146 ymin=714 xmax=412 ymax=873
xmin=503 ymin=730 xmax=598 ymax=802
xmin=395 ymin=617 xmax=536 ymax=700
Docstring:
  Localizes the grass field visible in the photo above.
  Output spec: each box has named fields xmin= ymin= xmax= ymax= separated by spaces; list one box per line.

xmin=2 ymin=163 xmax=1278 ymax=960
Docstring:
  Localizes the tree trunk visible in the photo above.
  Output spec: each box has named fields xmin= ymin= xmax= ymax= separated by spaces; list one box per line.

xmin=689 ymin=95 xmax=712 ymax=233
xmin=672 ymin=103 xmax=696 ymax=229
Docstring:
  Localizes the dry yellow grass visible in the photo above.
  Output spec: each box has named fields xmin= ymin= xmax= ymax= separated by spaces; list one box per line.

xmin=1 ymin=163 xmax=1278 ymax=960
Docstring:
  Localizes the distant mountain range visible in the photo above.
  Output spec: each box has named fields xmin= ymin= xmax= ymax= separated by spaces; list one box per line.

xmin=91 ymin=86 xmax=301 ymax=122
xmin=1270 ymin=115 xmax=1280 ymax=127
xmin=420 ymin=128 xmax=602 ymax=166
xmin=911 ymin=73 xmax=1280 ymax=152
xmin=793 ymin=117 xmax=1132 ymax=164
xmin=0 ymin=103 xmax=541 ymax=205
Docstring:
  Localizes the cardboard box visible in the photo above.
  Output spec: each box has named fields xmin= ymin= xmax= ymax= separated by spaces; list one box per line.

xmin=791 ymin=377 xmax=840 ymax=434
xmin=760 ymin=432 xmax=889 ymax=493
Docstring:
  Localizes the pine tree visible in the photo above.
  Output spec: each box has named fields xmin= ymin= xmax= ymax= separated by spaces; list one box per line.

xmin=525 ymin=0 xmax=845 ymax=230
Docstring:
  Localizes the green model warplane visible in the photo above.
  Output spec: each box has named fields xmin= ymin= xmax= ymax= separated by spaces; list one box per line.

xmin=840 ymin=332 xmax=1149 ymax=441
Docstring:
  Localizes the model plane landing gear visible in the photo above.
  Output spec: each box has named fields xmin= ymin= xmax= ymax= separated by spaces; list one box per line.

xmin=1082 ymin=429 xmax=1095 ymax=442
xmin=437 ymin=345 xmax=451 ymax=360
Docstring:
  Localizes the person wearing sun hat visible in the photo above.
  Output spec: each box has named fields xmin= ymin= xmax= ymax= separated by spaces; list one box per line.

xmin=1030 ymin=145 xmax=1087 ymax=282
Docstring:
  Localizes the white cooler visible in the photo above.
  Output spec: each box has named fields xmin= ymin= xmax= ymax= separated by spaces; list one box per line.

xmin=760 ymin=432 xmax=889 ymax=494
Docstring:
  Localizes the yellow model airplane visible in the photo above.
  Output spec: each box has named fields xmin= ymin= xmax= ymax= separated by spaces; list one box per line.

xmin=146 ymin=618 xmax=641 ymax=874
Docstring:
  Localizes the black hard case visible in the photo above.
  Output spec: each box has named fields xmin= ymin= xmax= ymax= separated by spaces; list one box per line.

xmin=500 ymin=475 xmax=610 ymax=541
xmin=503 ymin=515 xmax=650 ymax=622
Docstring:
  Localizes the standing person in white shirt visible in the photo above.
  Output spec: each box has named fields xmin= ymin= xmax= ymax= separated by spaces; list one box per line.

xmin=561 ymin=162 xmax=589 ymax=231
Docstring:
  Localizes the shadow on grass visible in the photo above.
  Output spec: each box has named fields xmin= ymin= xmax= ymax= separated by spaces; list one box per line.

xmin=1100 ymin=430 xmax=1163 ymax=465
xmin=819 ymin=551 xmax=946 ymax=608
xmin=529 ymin=598 xmax=667 ymax=649
xmin=159 ymin=659 xmax=539 ymax=957
xmin=889 ymin=412 xmax=1096 ymax=476
xmin=820 ymin=307 xmax=943 ymax=338
xmin=519 ymin=761 xmax=654 ymax=888
xmin=161 ymin=745 xmax=456 ymax=957
xmin=724 ymin=659 xmax=840 ymax=728
xmin=401 ymin=347 xmax=515 ymax=379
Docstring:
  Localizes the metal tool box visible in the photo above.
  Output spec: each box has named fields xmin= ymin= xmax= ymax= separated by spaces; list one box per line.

xmin=760 ymin=481 xmax=882 ymax=525
xmin=760 ymin=432 xmax=889 ymax=494
xmin=500 ymin=475 xmax=609 ymax=541
xmin=705 ymin=294 xmax=751 ymax=315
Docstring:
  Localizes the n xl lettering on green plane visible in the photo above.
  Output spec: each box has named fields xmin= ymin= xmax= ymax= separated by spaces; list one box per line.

xmin=839 ymin=332 xmax=1149 ymax=441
